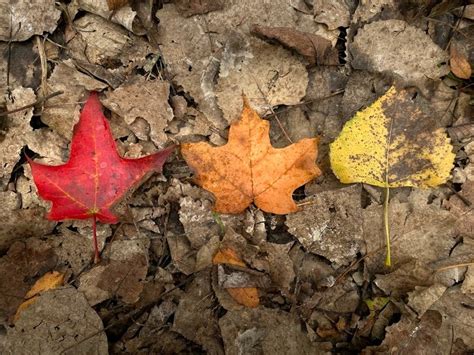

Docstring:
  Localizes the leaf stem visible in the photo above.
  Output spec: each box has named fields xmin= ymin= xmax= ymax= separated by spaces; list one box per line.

xmin=92 ymin=215 xmax=100 ymax=264
xmin=384 ymin=186 xmax=391 ymax=267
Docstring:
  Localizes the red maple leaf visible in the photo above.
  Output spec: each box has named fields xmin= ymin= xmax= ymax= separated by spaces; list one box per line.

xmin=28 ymin=92 xmax=174 ymax=262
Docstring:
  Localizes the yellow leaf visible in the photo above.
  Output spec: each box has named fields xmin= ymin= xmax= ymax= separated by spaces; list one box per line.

xmin=330 ymin=86 xmax=455 ymax=188
xmin=14 ymin=271 xmax=65 ymax=322
xmin=329 ymin=87 xmax=455 ymax=266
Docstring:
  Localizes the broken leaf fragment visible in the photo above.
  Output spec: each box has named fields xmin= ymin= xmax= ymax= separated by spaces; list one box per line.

xmin=213 ymin=248 xmax=259 ymax=308
xmin=330 ymin=87 xmax=455 ymax=266
xmin=181 ymin=97 xmax=321 ymax=214
xmin=14 ymin=271 xmax=65 ymax=322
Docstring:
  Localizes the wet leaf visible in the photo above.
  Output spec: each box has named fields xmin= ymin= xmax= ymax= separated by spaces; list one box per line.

xmin=28 ymin=92 xmax=174 ymax=259
xmin=181 ymin=97 xmax=321 ymax=214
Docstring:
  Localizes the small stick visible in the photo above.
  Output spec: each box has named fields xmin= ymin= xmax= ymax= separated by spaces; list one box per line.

xmin=447 ymin=183 xmax=472 ymax=207
xmin=384 ymin=186 xmax=391 ymax=267
xmin=35 ymin=36 xmax=48 ymax=98
xmin=0 ymin=90 xmax=63 ymax=117
xmin=435 ymin=261 xmax=474 ymax=272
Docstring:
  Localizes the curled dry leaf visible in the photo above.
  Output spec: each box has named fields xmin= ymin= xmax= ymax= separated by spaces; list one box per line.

xmin=181 ymin=97 xmax=321 ymax=214
xmin=450 ymin=44 xmax=472 ymax=80
xmin=251 ymin=25 xmax=339 ymax=66
xmin=72 ymin=0 xmax=145 ymax=34
xmin=213 ymin=248 xmax=259 ymax=308
xmin=106 ymin=0 xmax=129 ymax=10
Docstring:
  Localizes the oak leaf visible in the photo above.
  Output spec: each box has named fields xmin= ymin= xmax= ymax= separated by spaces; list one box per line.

xmin=213 ymin=248 xmax=259 ymax=308
xmin=181 ymin=97 xmax=321 ymax=214
xmin=28 ymin=92 xmax=174 ymax=261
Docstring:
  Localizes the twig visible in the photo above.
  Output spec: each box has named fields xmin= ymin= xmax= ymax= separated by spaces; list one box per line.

xmin=435 ymin=261 xmax=474 ymax=272
xmin=35 ymin=36 xmax=48 ymax=98
xmin=447 ymin=183 xmax=472 ymax=207
xmin=264 ymin=89 xmax=345 ymax=118
xmin=444 ymin=4 xmax=466 ymax=51
xmin=250 ymin=70 xmax=293 ymax=144
xmin=0 ymin=90 xmax=63 ymax=117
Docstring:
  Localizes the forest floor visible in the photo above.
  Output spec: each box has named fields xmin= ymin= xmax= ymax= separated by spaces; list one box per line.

xmin=0 ymin=0 xmax=473 ymax=354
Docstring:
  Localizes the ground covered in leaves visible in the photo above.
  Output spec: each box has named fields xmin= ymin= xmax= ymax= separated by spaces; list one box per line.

xmin=0 ymin=0 xmax=473 ymax=354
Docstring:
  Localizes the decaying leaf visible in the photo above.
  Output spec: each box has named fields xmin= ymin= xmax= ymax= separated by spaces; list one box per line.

xmin=286 ymin=185 xmax=364 ymax=266
xmin=251 ymin=25 xmax=339 ymax=66
xmin=0 ymin=88 xmax=64 ymax=248
xmin=330 ymin=86 xmax=455 ymax=188
xmin=0 ymin=0 xmax=61 ymax=41
xmin=172 ymin=271 xmax=224 ymax=354
xmin=156 ymin=1 xmax=335 ymax=130
xmin=219 ymin=308 xmax=328 ymax=354
xmin=0 ymin=239 xmax=57 ymax=319
xmin=174 ymin=0 xmax=224 ymax=17
xmin=42 ymin=60 xmax=108 ymax=139
xmin=4 ymin=287 xmax=108 ymax=355
xmin=14 ymin=271 xmax=65 ymax=321
xmin=71 ymin=0 xmax=145 ymax=35
xmin=215 ymin=37 xmax=309 ymax=123
xmin=213 ymin=248 xmax=259 ymax=308
xmin=313 ymin=0 xmax=351 ymax=30
xmin=350 ymin=20 xmax=449 ymax=92
xmin=102 ymin=77 xmax=173 ymax=147
xmin=450 ymin=44 xmax=472 ymax=80
xmin=182 ymin=97 xmax=321 ymax=214
xmin=78 ymin=238 xmax=149 ymax=305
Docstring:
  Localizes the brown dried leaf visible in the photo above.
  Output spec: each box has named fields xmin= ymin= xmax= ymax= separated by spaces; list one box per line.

xmin=175 ymin=0 xmax=224 ymax=17
xmin=0 ymin=0 xmax=61 ymax=41
xmin=251 ymin=25 xmax=339 ymax=66
xmin=213 ymin=248 xmax=259 ymax=308
xmin=106 ymin=0 xmax=129 ymax=10
xmin=450 ymin=44 xmax=472 ymax=80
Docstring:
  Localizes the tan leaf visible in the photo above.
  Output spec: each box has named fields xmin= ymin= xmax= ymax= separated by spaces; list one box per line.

xmin=450 ymin=44 xmax=472 ymax=80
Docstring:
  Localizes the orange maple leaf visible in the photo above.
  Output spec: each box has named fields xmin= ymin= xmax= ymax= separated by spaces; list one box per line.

xmin=181 ymin=97 xmax=321 ymax=214
xmin=213 ymin=248 xmax=259 ymax=308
